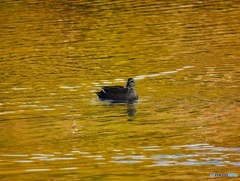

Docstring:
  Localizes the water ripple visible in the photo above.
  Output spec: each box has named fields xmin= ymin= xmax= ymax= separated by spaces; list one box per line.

xmin=0 ymin=143 xmax=239 ymax=175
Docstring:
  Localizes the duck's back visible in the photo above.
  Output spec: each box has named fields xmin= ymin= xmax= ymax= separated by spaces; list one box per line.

xmin=96 ymin=86 xmax=129 ymax=100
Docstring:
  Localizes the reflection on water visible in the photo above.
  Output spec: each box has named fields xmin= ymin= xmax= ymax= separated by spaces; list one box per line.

xmin=126 ymin=103 xmax=136 ymax=118
xmin=0 ymin=143 xmax=239 ymax=174
xmin=96 ymin=100 xmax=137 ymax=118
xmin=1 ymin=0 xmax=240 ymax=180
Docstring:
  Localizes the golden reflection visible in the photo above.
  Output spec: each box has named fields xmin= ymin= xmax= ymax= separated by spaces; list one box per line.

xmin=1 ymin=0 xmax=240 ymax=180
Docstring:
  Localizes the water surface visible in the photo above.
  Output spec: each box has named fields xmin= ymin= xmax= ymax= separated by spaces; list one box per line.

xmin=0 ymin=0 xmax=240 ymax=180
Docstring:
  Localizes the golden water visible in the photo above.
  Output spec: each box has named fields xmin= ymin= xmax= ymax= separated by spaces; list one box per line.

xmin=0 ymin=0 xmax=240 ymax=180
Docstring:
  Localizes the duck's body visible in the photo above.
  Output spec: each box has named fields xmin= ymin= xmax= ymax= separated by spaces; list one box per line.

xmin=96 ymin=78 xmax=138 ymax=101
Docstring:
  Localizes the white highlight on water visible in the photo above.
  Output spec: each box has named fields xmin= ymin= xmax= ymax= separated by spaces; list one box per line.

xmin=134 ymin=66 xmax=194 ymax=80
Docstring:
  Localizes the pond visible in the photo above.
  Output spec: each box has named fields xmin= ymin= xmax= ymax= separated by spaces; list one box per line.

xmin=0 ymin=0 xmax=239 ymax=180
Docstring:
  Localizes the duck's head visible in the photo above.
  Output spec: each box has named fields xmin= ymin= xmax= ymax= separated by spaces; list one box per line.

xmin=124 ymin=78 xmax=135 ymax=90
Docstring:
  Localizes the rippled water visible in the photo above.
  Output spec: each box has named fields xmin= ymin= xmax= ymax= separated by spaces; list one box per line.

xmin=1 ymin=0 xmax=240 ymax=180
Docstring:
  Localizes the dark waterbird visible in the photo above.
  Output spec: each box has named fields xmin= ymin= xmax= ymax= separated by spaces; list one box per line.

xmin=96 ymin=78 xmax=138 ymax=101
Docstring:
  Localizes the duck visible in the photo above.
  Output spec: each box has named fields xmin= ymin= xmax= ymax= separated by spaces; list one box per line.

xmin=96 ymin=78 xmax=138 ymax=101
